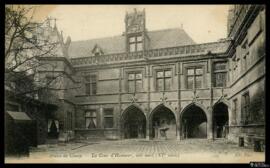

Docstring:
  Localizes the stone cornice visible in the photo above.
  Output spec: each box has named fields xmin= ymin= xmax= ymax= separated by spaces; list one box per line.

xmin=72 ymin=53 xmax=229 ymax=72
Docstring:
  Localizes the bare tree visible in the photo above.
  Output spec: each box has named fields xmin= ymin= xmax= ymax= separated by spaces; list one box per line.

xmin=5 ymin=5 xmax=67 ymax=100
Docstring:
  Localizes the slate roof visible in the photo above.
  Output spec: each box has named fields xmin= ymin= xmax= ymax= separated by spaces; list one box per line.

xmin=68 ymin=28 xmax=196 ymax=58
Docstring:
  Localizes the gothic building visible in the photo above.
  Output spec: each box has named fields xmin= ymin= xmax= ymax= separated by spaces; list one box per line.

xmin=36 ymin=5 xmax=265 ymax=144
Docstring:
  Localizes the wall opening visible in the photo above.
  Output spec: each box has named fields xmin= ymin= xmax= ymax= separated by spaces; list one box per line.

xmin=121 ymin=105 xmax=146 ymax=139
xmin=150 ymin=104 xmax=176 ymax=140
xmin=181 ymin=104 xmax=207 ymax=139
xmin=213 ymin=102 xmax=229 ymax=138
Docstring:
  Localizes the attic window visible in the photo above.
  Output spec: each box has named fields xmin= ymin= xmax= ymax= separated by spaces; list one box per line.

xmin=129 ymin=35 xmax=143 ymax=52
xmin=92 ymin=45 xmax=103 ymax=56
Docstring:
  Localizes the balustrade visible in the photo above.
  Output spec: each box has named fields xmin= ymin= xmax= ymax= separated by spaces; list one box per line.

xmin=70 ymin=40 xmax=230 ymax=66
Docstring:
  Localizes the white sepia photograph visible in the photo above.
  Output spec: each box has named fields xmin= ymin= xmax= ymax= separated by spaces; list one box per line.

xmin=4 ymin=4 xmax=266 ymax=164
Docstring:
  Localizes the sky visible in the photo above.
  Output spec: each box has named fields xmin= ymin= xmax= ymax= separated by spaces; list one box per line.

xmin=32 ymin=5 xmax=230 ymax=44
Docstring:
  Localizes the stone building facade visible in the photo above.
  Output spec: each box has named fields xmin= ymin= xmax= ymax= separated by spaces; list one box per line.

xmin=37 ymin=5 xmax=265 ymax=143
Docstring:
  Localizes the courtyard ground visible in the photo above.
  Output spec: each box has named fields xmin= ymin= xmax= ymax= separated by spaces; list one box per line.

xmin=5 ymin=139 xmax=265 ymax=163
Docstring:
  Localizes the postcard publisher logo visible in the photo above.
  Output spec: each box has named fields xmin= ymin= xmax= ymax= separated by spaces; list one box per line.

xmin=250 ymin=162 xmax=269 ymax=167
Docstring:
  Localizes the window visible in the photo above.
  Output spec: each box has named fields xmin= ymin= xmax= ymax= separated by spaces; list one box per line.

xmin=85 ymin=110 xmax=97 ymax=129
xmin=128 ymin=72 xmax=142 ymax=92
xmin=104 ymin=108 xmax=114 ymax=128
xmin=129 ymin=35 xmax=143 ymax=52
xmin=186 ymin=67 xmax=203 ymax=89
xmin=156 ymin=70 xmax=172 ymax=91
xmin=241 ymin=92 xmax=250 ymax=124
xmin=232 ymin=99 xmax=238 ymax=125
xmin=241 ymin=40 xmax=249 ymax=72
xmin=213 ymin=62 xmax=227 ymax=87
xmin=85 ymin=74 xmax=97 ymax=95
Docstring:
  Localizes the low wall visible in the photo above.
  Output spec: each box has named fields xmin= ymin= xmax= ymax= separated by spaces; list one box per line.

xmin=75 ymin=129 xmax=119 ymax=140
xmin=228 ymin=124 xmax=265 ymax=146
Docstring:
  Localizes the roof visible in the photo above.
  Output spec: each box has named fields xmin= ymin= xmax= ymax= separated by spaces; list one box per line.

xmin=6 ymin=111 xmax=32 ymax=121
xmin=68 ymin=28 xmax=195 ymax=58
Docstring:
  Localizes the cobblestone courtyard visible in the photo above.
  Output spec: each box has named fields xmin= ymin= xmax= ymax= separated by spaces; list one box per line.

xmin=6 ymin=139 xmax=265 ymax=163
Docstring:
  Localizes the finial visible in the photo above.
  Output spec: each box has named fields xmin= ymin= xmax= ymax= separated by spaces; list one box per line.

xmin=130 ymin=92 xmax=137 ymax=103
xmin=46 ymin=16 xmax=51 ymax=27
xmin=192 ymin=89 xmax=199 ymax=102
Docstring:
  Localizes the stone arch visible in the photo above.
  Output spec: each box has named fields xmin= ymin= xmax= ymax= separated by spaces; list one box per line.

xmin=213 ymin=98 xmax=231 ymax=110
xmin=120 ymin=104 xmax=146 ymax=139
xmin=212 ymin=101 xmax=229 ymax=139
xmin=121 ymin=103 xmax=146 ymax=119
xmin=149 ymin=103 xmax=176 ymax=120
xmin=180 ymin=102 xmax=209 ymax=121
xmin=149 ymin=103 xmax=176 ymax=140
xmin=180 ymin=102 xmax=208 ymax=139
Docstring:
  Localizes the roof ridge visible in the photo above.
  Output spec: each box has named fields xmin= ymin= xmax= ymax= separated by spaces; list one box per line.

xmin=71 ymin=34 xmax=124 ymax=43
xmin=71 ymin=28 xmax=185 ymax=43
xmin=147 ymin=27 xmax=183 ymax=33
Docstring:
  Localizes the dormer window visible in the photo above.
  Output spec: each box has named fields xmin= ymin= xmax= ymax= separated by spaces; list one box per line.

xmin=92 ymin=44 xmax=104 ymax=56
xmin=129 ymin=35 xmax=143 ymax=52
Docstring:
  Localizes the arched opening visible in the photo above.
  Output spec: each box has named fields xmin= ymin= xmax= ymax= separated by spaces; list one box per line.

xmin=150 ymin=104 xmax=176 ymax=140
xmin=213 ymin=102 xmax=229 ymax=138
xmin=180 ymin=104 xmax=207 ymax=139
xmin=121 ymin=105 xmax=146 ymax=139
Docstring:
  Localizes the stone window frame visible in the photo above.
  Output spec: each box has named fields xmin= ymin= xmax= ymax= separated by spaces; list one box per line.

xmin=128 ymin=34 xmax=143 ymax=52
xmin=152 ymin=64 xmax=175 ymax=92
xmin=124 ymin=67 xmax=145 ymax=93
xmin=241 ymin=38 xmax=249 ymax=73
xmin=155 ymin=69 xmax=173 ymax=91
xmin=103 ymin=108 xmax=114 ymax=129
xmin=182 ymin=62 xmax=207 ymax=90
xmin=85 ymin=109 xmax=97 ymax=129
xmin=232 ymin=98 xmax=238 ymax=125
xmin=212 ymin=61 xmax=228 ymax=88
xmin=241 ymin=91 xmax=250 ymax=125
xmin=84 ymin=73 xmax=97 ymax=95
xmin=127 ymin=71 xmax=143 ymax=93
xmin=185 ymin=66 xmax=204 ymax=90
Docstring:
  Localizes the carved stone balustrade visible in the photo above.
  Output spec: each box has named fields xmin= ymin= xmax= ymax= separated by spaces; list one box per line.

xmin=70 ymin=40 xmax=231 ymax=66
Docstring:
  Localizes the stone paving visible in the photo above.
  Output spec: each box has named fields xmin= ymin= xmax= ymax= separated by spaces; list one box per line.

xmin=5 ymin=139 xmax=265 ymax=163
